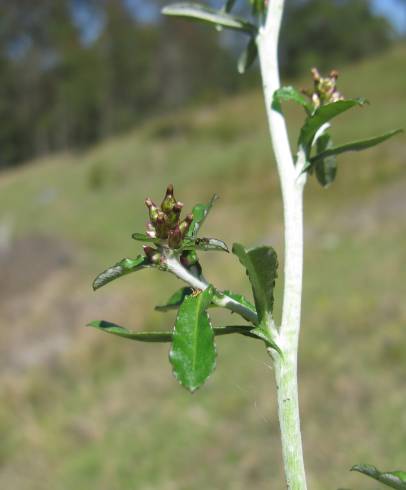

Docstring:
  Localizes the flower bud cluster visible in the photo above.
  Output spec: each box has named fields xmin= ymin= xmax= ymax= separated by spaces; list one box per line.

xmin=144 ymin=185 xmax=194 ymax=262
xmin=305 ymin=68 xmax=344 ymax=109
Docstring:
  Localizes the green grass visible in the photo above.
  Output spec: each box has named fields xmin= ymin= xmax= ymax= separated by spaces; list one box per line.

xmin=0 ymin=44 xmax=405 ymax=490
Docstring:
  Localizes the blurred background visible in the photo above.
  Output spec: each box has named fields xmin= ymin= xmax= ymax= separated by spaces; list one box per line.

xmin=0 ymin=0 xmax=405 ymax=489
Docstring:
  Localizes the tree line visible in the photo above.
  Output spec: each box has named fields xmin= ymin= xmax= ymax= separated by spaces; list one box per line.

xmin=0 ymin=0 xmax=396 ymax=169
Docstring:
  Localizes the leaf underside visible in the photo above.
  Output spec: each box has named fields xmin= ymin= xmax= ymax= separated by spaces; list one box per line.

xmin=93 ymin=256 xmax=151 ymax=290
xmin=169 ymin=286 xmax=217 ymax=392
xmin=162 ymin=3 xmax=256 ymax=34
xmin=351 ymin=464 xmax=406 ymax=489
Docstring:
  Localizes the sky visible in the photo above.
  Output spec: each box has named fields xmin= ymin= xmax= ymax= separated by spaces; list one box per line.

xmin=72 ymin=0 xmax=406 ymax=45
xmin=372 ymin=0 xmax=406 ymax=33
xmin=131 ymin=0 xmax=406 ymax=33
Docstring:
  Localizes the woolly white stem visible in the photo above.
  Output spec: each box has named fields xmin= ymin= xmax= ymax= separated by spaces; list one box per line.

xmin=257 ymin=0 xmax=308 ymax=488
xmin=165 ymin=256 xmax=258 ymax=325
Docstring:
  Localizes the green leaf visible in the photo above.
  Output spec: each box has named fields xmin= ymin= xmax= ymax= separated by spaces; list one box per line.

xmin=232 ymin=243 xmax=278 ymax=324
xmin=187 ymin=194 xmax=219 ymax=238
xmin=93 ymin=256 xmax=151 ymax=290
xmin=351 ymin=464 xmax=406 ymax=489
xmin=131 ymin=232 xmax=162 ymax=244
xmin=87 ymin=320 xmax=172 ymax=342
xmin=314 ymin=133 xmax=337 ymax=187
xmin=215 ymin=325 xmax=257 ymax=339
xmin=89 ymin=320 xmax=259 ymax=342
xmin=155 ymin=287 xmax=193 ymax=312
xmin=272 ymin=86 xmax=313 ymax=114
xmin=299 ymin=98 xmax=368 ymax=152
xmin=162 ymin=3 xmax=257 ymax=34
xmin=237 ymin=37 xmax=258 ymax=74
xmin=310 ymin=129 xmax=403 ymax=163
xmin=169 ymin=285 xmax=216 ymax=392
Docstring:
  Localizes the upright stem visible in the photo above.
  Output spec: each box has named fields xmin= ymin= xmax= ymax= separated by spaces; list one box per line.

xmin=257 ymin=1 xmax=308 ymax=488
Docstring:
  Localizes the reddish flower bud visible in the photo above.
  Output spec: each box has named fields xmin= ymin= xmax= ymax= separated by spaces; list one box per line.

xmin=179 ymin=213 xmax=193 ymax=237
xmin=161 ymin=183 xmax=177 ymax=214
xmin=155 ymin=211 xmax=169 ymax=238
xmin=145 ymin=198 xmax=159 ymax=223
xmin=307 ymin=67 xmax=344 ymax=108
xmin=166 ymin=200 xmax=184 ymax=228
xmin=168 ymin=225 xmax=182 ymax=249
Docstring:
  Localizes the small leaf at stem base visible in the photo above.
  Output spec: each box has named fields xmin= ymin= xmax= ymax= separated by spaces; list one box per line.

xmin=155 ymin=287 xmax=194 ymax=312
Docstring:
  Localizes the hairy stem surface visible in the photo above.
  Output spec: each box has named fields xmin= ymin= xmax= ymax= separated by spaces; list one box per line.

xmin=257 ymin=1 xmax=308 ymax=488
xmin=165 ymin=256 xmax=258 ymax=324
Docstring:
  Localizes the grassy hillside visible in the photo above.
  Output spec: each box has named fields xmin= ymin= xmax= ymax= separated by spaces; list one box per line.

xmin=0 ymin=44 xmax=405 ymax=490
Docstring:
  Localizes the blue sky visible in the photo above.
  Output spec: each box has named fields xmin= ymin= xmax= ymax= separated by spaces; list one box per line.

xmin=372 ymin=0 xmax=406 ymax=33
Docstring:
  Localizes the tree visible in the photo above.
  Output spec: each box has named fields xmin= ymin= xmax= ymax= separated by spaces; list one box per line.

xmin=280 ymin=0 xmax=393 ymax=76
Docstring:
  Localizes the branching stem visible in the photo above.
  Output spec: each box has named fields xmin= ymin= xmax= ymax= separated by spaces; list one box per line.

xmin=257 ymin=0 xmax=308 ymax=488
xmin=165 ymin=256 xmax=258 ymax=325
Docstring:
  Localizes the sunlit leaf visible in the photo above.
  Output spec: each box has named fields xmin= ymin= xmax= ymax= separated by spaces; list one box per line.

xmin=237 ymin=37 xmax=258 ymax=74
xmin=93 ymin=256 xmax=151 ymax=290
xmin=311 ymin=129 xmax=403 ymax=163
xmin=273 ymin=86 xmax=313 ymax=114
xmin=162 ymin=3 xmax=257 ymax=34
xmin=351 ymin=464 xmax=406 ymax=489
xmin=169 ymin=285 xmax=216 ymax=392
xmin=155 ymin=287 xmax=193 ymax=312
xmin=299 ymin=98 xmax=368 ymax=151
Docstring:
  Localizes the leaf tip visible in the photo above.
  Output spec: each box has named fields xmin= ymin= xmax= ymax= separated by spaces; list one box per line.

xmin=161 ymin=5 xmax=172 ymax=15
xmin=86 ymin=320 xmax=100 ymax=329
